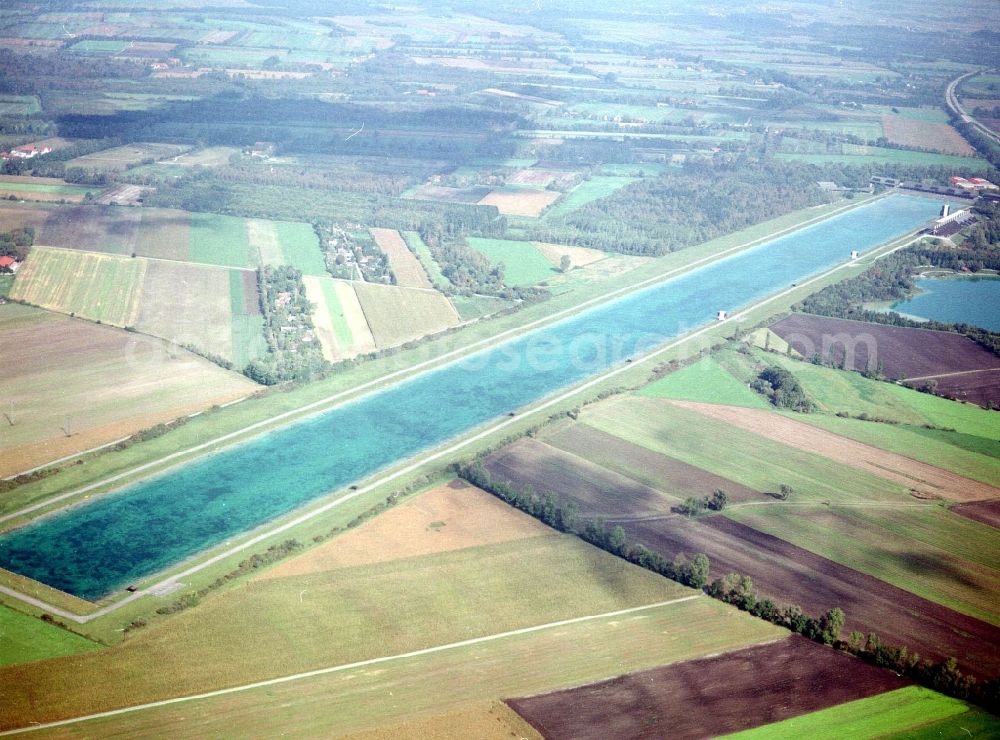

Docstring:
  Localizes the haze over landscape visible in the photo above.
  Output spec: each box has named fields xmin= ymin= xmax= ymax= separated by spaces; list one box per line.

xmin=0 ymin=0 xmax=999 ymax=737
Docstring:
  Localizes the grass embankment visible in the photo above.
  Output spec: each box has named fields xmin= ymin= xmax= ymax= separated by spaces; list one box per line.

xmin=0 ymin=605 xmax=99 ymax=667
xmin=2 ymin=595 xmax=781 ymax=735
xmin=726 ymin=686 xmax=980 ymax=739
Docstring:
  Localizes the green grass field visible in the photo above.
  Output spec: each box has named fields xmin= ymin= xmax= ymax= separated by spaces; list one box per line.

xmin=728 ymin=505 xmax=1000 ymax=626
xmin=228 ymin=270 xmax=267 ymax=368
xmin=0 ymin=274 xmax=13 ymax=297
xmin=466 ymin=238 xmax=555 ymax=286
xmin=272 ymin=221 xmax=326 ymax=276
xmin=726 ymin=687 xmax=974 ymax=739
xmin=9 ymin=247 xmax=145 ymax=327
xmin=68 ymin=39 xmax=129 ymax=54
xmin=189 ymin=213 xmax=258 ymax=268
xmin=0 ymin=181 xmax=93 ymax=196
xmin=544 ymin=176 xmax=636 ymax=219
xmin=640 ymin=357 xmax=771 ymax=408
xmin=0 ymin=95 xmax=40 ymax=115
xmin=884 ymin=709 xmax=1000 ymax=739
xmin=450 ymin=293 xmax=512 ymax=321
xmin=403 ymin=231 xmax=452 ymax=289
xmin=583 ymin=396 xmax=912 ymax=503
xmin=0 ymin=535 xmax=733 ymax=729
xmin=0 ymin=606 xmax=99 ymax=668
xmin=319 ymin=278 xmax=356 ymax=348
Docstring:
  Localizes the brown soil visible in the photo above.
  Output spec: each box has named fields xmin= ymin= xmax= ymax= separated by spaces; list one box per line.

xmin=544 ymin=423 xmax=766 ymax=506
xmin=951 ymin=500 xmax=1000 ymax=529
xmin=881 ymin=115 xmax=975 ymax=155
xmin=770 ymin=314 xmax=1000 ymax=381
xmin=241 ymin=269 xmax=261 ymax=315
xmin=370 ymin=227 xmax=432 ymax=289
xmin=624 ymin=515 xmax=1000 ymax=677
xmin=484 ymin=437 xmax=678 ymax=518
xmin=507 ymin=636 xmax=909 ymax=740
xmin=478 ymin=189 xmax=560 ymax=217
xmin=341 ymin=701 xmax=542 ymax=740
xmin=261 ymin=480 xmax=551 ymax=579
xmin=671 ymin=400 xmax=1000 ymax=503
xmin=909 ymin=368 xmax=1000 ymax=408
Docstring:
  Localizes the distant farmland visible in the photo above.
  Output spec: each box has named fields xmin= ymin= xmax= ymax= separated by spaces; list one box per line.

xmin=353 ymin=282 xmax=459 ymax=347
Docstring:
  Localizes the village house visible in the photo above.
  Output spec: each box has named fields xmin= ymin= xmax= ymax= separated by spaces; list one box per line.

xmin=0 ymin=256 xmax=19 ymax=273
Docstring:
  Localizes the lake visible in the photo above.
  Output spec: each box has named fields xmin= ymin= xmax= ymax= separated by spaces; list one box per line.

xmin=892 ymin=275 xmax=1000 ymax=332
xmin=0 ymin=195 xmax=946 ymax=600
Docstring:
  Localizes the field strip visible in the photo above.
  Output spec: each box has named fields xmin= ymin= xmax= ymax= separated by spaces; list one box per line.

xmin=0 ymin=199 xmax=900 ymax=617
xmin=903 ymin=367 xmax=1000 ymax=382
xmin=0 ymin=595 xmax=703 ymax=736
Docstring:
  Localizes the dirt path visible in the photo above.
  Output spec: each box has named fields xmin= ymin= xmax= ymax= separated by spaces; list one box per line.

xmin=671 ymin=401 xmax=1000 ymax=502
xmin=903 ymin=367 xmax=1000 ymax=382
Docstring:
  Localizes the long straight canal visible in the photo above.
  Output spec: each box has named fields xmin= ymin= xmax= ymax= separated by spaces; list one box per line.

xmin=0 ymin=195 xmax=945 ymax=599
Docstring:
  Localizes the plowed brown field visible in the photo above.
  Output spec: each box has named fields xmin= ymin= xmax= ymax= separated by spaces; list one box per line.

xmin=508 ymin=636 xmax=909 ymax=740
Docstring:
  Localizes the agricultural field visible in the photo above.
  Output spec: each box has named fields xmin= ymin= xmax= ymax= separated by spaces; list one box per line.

xmin=881 ymin=115 xmax=975 ymax=155
xmin=0 ymin=605 xmax=99 ymax=668
xmin=10 ymin=246 xmax=146 ymax=327
xmin=769 ymin=313 xmax=1000 ymax=396
xmin=0 ymin=175 xmax=97 ymax=203
xmin=370 ymin=227 xmax=432 ymax=289
xmin=246 ymin=218 xmax=325 ymax=275
xmin=401 ymin=230 xmax=451 ymax=289
xmin=0 ymin=533 xmax=712 ymax=728
xmin=0 ymin=303 xmax=255 ymax=477
xmin=477 ymin=188 xmax=561 ymax=217
xmin=67 ymin=143 xmax=190 ymax=172
xmin=160 ymin=146 xmax=238 ymax=168
xmin=507 ymin=637 xmax=910 ymax=740
xmin=353 ymin=281 xmax=460 ymax=347
xmin=532 ymin=241 xmax=606 ymax=270
xmin=728 ymin=504 xmax=1000 ymax=626
xmin=264 ymin=479 xmax=550 ymax=578
xmin=543 ymin=176 xmax=636 ymax=219
xmin=730 ymin=686 xmax=987 ymax=739
xmin=0 ymin=94 xmax=39 ymax=115
xmin=952 ymin=500 xmax=1000 ymax=530
xmin=775 ymin=148 xmax=991 ymax=169
xmin=302 ymin=276 xmax=377 ymax=361
xmin=466 ymin=237 xmax=558 ymax=286
xmin=34 ymin=204 xmax=141 ymax=255
xmin=640 ymin=356 xmax=772 ymax=409
xmin=133 ymin=260 xmax=236 ymax=362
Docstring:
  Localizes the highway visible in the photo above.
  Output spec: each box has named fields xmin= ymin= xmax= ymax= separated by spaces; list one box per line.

xmin=945 ymin=69 xmax=1000 ymax=148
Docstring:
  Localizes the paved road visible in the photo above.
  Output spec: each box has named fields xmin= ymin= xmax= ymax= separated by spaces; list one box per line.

xmin=945 ymin=69 xmax=1000 ymax=148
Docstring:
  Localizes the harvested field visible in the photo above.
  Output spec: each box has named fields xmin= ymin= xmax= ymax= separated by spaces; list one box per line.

xmin=67 ymin=143 xmax=188 ymax=172
xmin=484 ymin=437 xmax=679 ymax=518
xmin=0 ymin=203 xmax=49 ymax=233
xmin=36 ymin=205 xmax=141 ymax=255
xmin=881 ymin=115 xmax=975 ymax=155
xmin=370 ymin=227 xmax=432 ymax=289
xmin=344 ymin=702 xmax=542 ymax=740
xmin=622 ymin=515 xmax=1000 ymax=676
xmin=0 ymin=304 xmax=254 ymax=477
xmin=770 ymin=314 xmax=1000 ymax=381
xmin=544 ymin=423 xmax=766 ymax=506
xmin=353 ymin=282 xmax=458 ymax=348
xmin=672 ymin=400 xmax=1000 ymax=502
xmin=952 ymin=500 xmax=1000 ymax=529
xmin=133 ymin=208 xmax=190 ymax=261
xmin=0 ymin=176 xmax=95 ymax=203
xmin=134 ymin=260 xmax=234 ymax=361
xmin=508 ymin=636 xmax=909 ymax=740
xmin=477 ymin=189 xmax=560 ymax=217
xmin=10 ymin=246 xmax=145 ymax=327
xmin=304 ymin=277 xmax=377 ymax=361
xmin=263 ymin=479 xmax=551 ymax=579
xmin=532 ymin=241 xmax=606 ymax=269
xmin=164 ymin=147 xmax=238 ymax=167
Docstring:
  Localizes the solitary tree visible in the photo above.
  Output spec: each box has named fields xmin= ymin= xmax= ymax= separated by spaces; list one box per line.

xmin=559 ymin=254 xmax=572 ymax=273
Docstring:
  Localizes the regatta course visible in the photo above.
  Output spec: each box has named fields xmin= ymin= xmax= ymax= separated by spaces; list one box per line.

xmin=0 ymin=194 xmax=946 ymax=599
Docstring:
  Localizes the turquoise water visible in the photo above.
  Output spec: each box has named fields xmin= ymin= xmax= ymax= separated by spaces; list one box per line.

xmin=0 ymin=195 xmax=945 ymax=599
xmin=891 ymin=275 xmax=1000 ymax=332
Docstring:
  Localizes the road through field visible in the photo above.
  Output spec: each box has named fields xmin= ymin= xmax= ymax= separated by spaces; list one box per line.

xmin=0 ymin=596 xmax=702 ymax=736
xmin=0 ymin=195 xmax=944 ymax=605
